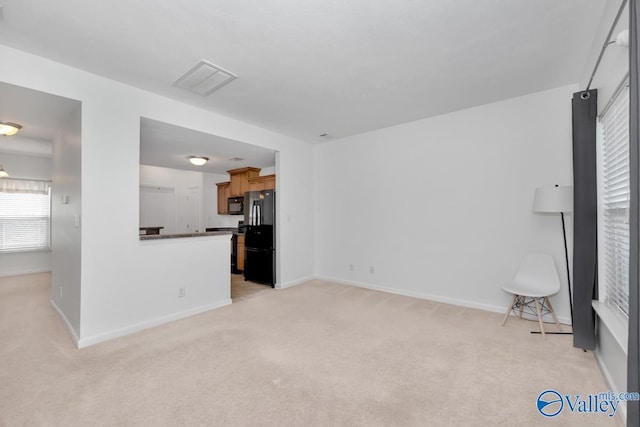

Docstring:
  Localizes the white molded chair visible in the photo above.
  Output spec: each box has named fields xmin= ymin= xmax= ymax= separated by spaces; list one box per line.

xmin=501 ymin=254 xmax=563 ymax=338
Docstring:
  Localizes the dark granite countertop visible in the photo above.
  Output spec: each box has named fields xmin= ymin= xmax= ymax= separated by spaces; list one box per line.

xmin=206 ymin=227 xmax=244 ymax=235
xmin=140 ymin=231 xmax=233 ymax=241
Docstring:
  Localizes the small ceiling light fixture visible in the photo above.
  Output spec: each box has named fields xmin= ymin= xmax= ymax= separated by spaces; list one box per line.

xmin=0 ymin=121 xmax=22 ymax=136
xmin=188 ymin=155 xmax=209 ymax=166
xmin=0 ymin=165 xmax=9 ymax=178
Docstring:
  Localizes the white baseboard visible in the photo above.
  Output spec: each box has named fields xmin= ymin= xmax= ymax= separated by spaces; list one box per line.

xmin=0 ymin=268 xmax=52 ymax=278
xmin=594 ymin=349 xmax=627 ymax=423
xmin=77 ymin=299 xmax=232 ymax=349
xmin=50 ymin=299 xmax=80 ymax=346
xmin=276 ymin=276 xmax=315 ymax=290
xmin=316 ymin=275 xmax=572 ymax=324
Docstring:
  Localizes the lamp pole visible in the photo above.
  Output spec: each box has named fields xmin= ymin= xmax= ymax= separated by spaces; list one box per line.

xmin=530 ymin=184 xmax=574 ymax=336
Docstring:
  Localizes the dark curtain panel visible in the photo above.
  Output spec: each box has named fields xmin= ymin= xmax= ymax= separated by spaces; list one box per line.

xmin=572 ymin=89 xmax=598 ymax=351
xmin=628 ymin=1 xmax=640 ymax=425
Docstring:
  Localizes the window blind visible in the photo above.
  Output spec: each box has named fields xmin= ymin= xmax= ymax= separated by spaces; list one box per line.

xmin=0 ymin=179 xmax=51 ymax=252
xmin=601 ymin=85 xmax=630 ymax=318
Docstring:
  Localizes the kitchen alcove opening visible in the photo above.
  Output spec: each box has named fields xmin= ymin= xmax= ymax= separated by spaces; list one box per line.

xmin=138 ymin=117 xmax=279 ymax=292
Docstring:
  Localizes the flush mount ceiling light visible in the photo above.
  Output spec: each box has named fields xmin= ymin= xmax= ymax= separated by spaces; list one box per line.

xmin=0 ymin=121 xmax=22 ymax=136
xmin=0 ymin=165 xmax=9 ymax=178
xmin=173 ymin=60 xmax=238 ymax=96
xmin=188 ymin=156 xmax=209 ymax=166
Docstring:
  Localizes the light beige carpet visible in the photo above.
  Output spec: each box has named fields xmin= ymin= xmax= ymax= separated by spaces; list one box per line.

xmin=0 ymin=273 xmax=622 ymax=426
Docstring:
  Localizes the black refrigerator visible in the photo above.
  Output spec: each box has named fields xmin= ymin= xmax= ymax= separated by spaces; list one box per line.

xmin=244 ymin=190 xmax=276 ymax=286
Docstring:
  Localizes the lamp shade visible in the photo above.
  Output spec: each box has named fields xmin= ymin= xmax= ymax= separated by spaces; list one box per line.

xmin=533 ymin=186 xmax=573 ymax=213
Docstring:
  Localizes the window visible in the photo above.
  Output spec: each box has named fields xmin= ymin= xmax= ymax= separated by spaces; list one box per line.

xmin=600 ymin=84 xmax=630 ymax=318
xmin=0 ymin=179 xmax=51 ymax=252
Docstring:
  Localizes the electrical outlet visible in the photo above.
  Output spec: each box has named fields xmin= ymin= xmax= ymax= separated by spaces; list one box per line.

xmin=349 ymin=264 xmax=354 ymax=272
xmin=59 ymin=286 xmax=63 ymax=299
xmin=369 ymin=266 xmax=375 ymax=274
xmin=178 ymin=287 xmax=186 ymax=298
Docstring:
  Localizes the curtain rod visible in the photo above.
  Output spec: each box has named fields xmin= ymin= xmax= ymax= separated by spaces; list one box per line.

xmin=599 ymin=72 xmax=630 ymax=118
xmin=582 ymin=0 xmax=628 ymax=100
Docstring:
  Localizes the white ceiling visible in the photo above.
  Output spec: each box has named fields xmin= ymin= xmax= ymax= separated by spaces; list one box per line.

xmin=0 ymin=81 xmax=79 ymax=157
xmin=0 ymin=1 xmax=606 ymax=143
xmin=140 ymin=118 xmax=275 ymax=175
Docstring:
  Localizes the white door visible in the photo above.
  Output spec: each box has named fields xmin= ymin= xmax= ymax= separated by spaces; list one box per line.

xmin=185 ymin=188 xmax=200 ymax=233
xmin=140 ymin=186 xmax=176 ymax=234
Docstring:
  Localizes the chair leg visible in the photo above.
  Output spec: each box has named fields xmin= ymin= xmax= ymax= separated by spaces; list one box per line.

xmin=544 ymin=297 xmax=563 ymax=332
xmin=502 ymin=294 xmax=518 ymax=326
xmin=518 ymin=296 xmax=526 ymax=318
xmin=534 ymin=297 xmax=546 ymax=339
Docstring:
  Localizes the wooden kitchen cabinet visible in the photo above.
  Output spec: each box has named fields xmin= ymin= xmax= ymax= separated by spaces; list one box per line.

xmin=248 ymin=174 xmax=276 ymax=192
xmin=217 ymin=170 xmax=276 ymax=215
xmin=263 ymin=174 xmax=276 ymax=190
xmin=216 ymin=182 xmax=230 ymax=214
xmin=228 ymin=167 xmax=261 ymax=197
xmin=248 ymin=178 xmax=264 ymax=192
xmin=237 ymin=234 xmax=245 ymax=271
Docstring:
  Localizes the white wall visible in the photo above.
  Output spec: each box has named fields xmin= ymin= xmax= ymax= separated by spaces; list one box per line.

xmin=202 ymin=172 xmax=243 ymax=229
xmin=315 ymin=84 xmax=576 ymax=322
xmin=0 ymin=43 xmax=314 ymax=345
xmin=0 ymin=152 xmax=53 ymax=277
xmin=261 ymin=166 xmax=276 ymax=176
xmin=140 ymin=165 xmax=203 ymax=234
xmin=51 ymin=104 xmax=82 ymax=337
xmin=580 ymin=0 xmax=629 ymax=411
xmin=82 ymin=234 xmax=232 ymax=347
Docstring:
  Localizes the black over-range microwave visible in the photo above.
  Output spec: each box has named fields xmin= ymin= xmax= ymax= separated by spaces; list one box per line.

xmin=228 ymin=196 xmax=244 ymax=215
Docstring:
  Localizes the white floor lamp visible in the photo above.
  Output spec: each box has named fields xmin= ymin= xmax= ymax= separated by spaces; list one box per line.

xmin=532 ymin=184 xmax=574 ymax=335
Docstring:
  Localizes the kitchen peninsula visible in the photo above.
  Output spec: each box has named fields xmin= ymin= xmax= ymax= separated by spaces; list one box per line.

xmin=137 ymin=230 xmax=233 ymax=330
xmin=139 ymin=230 xmax=233 ymax=241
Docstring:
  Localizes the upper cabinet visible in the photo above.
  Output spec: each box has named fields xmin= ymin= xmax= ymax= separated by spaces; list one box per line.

xmin=248 ymin=174 xmax=276 ymax=192
xmin=229 ymin=167 xmax=261 ymax=197
xmin=216 ymin=182 xmax=230 ymax=214
xmin=216 ymin=168 xmax=276 ymax=215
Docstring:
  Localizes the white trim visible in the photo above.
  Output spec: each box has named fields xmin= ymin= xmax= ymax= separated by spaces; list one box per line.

xmin=0 ymin=268 xmax=52 ymax=278
xmin=592 ymin=300 xmax=628 ymax=353
xmin=275 ymin=275 xmax=314 ymax=289
xmin=77 ymin=299 xmax=232 ymax=348
xmin=316 ymin=275 xmax=574 ymax=324
xmin=50 ymin=299 xmax=80 ymax=345
xmin=594 ymin=348 xmax=627 ymax=423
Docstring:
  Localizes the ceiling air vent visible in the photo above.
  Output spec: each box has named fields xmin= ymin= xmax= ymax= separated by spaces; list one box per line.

xmin=173 ymin=60 xmax=238 ymax=96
